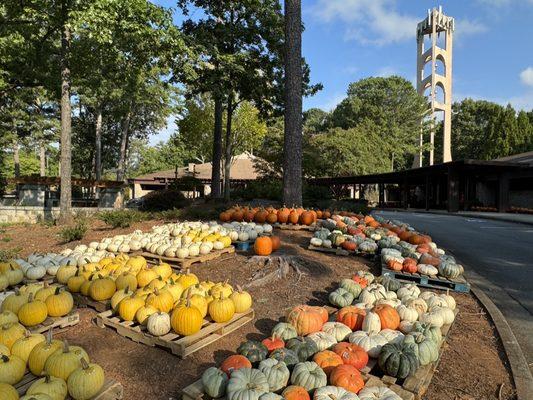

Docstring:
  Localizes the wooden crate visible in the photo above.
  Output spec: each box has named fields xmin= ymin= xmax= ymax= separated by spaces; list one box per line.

xmin=140 ymin=246 xmax=236 ymax=269
xmin=29 ymin=311 xmax=80 ymax=334
xmin=15 ymin=371 xmax=123 ymax=399
xmin=273 ymin=223 xmax=316 ymax=231
xmin=381 ymin=266 xmax=470 ymax=293
xmin=96 ymin=308 xmax=254 ymax=358
xmin=73 ymin=293 xmax=111 ymax=312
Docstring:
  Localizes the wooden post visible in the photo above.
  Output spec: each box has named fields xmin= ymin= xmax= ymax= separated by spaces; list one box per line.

xmin=425 ymin=175 xmax=430 ymax=210
xmin=497 ymin=173 xmax=510 ymax=213
xmin=447 ymin=166 xmax=460 ymax=212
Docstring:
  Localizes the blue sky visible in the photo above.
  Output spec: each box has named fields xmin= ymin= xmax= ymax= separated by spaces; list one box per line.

xmin=150 ymin=0 xmax=533 ymax=144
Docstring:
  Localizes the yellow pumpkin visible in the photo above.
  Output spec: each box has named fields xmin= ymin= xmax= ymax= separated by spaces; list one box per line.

xmin=28 ymin=330 xmax=63 ymax=376
xmin=0 ymin=311 xmax=18 ymax=326
xmin=56 ymin=265 xmax=78 ymax=284
xmin=20 ymin=282 xmax=44 ymax=296
xmin=210 ymin=281 xmax=233 ymax=299
xmin=11 ymin=331 xmax=45 ymax=363
xmin=145 ymin=289 xmax=174 ymax=313
xmin=136 ymin=269 xmax=158 ymax=288
xmin=67 ymin=358 xmax=105 ymax=400
xmin=0 ymin=260 xmax=20 ymax=273
xmin=208 ymin=295 xmax=236 ymax=323
xmin=230 ymin=286 xmax=253 ymax=313
xmin=134 ymin=286 xmax=153 ymax=300
xmin=147 ymin=276 xmax=166 ymax=291
xmin=0 ymin=343 xmax=9 ymax=356
xmin=117 ymin=296 xmax=145 ymax=321
xmin=44 ymin=340 xmax=89 ymax=382
xmin=80 ymin=280 xmax=92 ymax=297
xmin=0 ymin=354 xmax=25 ymax=385
xmin=20 ymin=393 xmax=53 ymax=400
xmin=181 ymin=284 xmax=208 ymax=299
xmin=152 ymin=261 xmax=172 ymax=279
xmin=177 ymin=270 xmax=199 ymax=289
xmin=67 ymin=273 xmax=86 ymax=293
xmin=114 ymin=272 xmax=137 ymax=291
xmin=1 ymin=290 xmax=29 ymax=314
xmin=170 ymin=297 xmax=203 ymax=336
xmin=110 ymin=287 xmax=133 ymax=311
xmin=5 ymin=267 xmax=23 ymax=286
xmin=199 ymin=280 xmax=216 ymax=292
xmin=45 ymin=288 xmax=73 ymax=317
xmin=27 ymin=374 xmax=67 ymax=400
xmin=88 ymin=276 xmax=116 ymax=301
xmin=125 ymin=256 xmax=146 ymax=272
xmin=0 ymin=323 xmax=26 ymax=350
xmin=35 ymin=283 xmax=59 ymax=302
xmin=18 ymin=294 xmax=48 ymax=327
xmin=90 ymin=269 xmax=109 ymax=279
xmin=135 ymin=305 xmax=158 ymax=326
xmin=0 ymin=382 xmax=19 ymax=400
xmin=162 ymin=280 xmax=184 ymax=302
xmin=98 ymin=257 xmax=114 ymax=267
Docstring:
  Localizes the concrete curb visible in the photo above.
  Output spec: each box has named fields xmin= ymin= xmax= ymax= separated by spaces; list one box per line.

xmin=374 ymin=208 xmax=533 ymax=226
xmin=468 ymin=281 xmax=533 ymax=400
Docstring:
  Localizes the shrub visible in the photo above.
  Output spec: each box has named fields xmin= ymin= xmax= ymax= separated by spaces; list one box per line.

xmin=231 ymin=179 xmax=283 ymax=201
xmin=59 ymin=218 xmax=88 ymax=243
xmin=179 ymin=205 xmax=222 ymax=221
xmin=155 ymin=208 xmax=183 ymax=221
xmin=141 ymin=188 xmax=191 ymax=211
xmin=98 ymin=210 xmax=150 ymax=228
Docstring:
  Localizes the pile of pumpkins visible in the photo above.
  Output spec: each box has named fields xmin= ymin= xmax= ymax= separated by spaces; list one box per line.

xmin=197 ymin=271 xmax=457 ymax=400
xmin=60 ymin=254 xmax=253 ymax=337
xmin=0 ymin=329 xmax=106 ymax=400
xmin=1 ymin=282 xmax=74 ymax=328
xmin=220 ymin=206 xmax=329 ymax=226
xmin=219 ymin=222 xmax=273 ymax=243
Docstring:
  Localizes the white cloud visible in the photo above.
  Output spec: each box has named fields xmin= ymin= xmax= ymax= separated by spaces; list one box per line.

xmin=454 ymin=92 xmax=533 ymax=111
xmin=454 ymin=18 xmax=489 ymax=39
xmin=519 ymin=67 xmax=533 ymax=87
xmin=312 ymin=0 xmax=418 ymax=45
xmin=320 ymin=93 xmax=346 ymax=111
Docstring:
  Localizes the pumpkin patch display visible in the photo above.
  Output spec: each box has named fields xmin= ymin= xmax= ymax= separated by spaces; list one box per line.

xmin=282 ymin=385 xmax=310 ymax=400
xmin=226 ymin=368 xmax=269 ymax=400
xmin=332 ymin=342 xmax=368 ymax=370
xmin=202 ymin=367 xmax=228 ymax=398
xmin=378 ymin=342 xmax=420 ymax=379
xmin=254 ymin=236 xmax=273 ymax=256
xmin=290 ymin=361 xmax=327 ymax=392
xmin=287 ymin=305 xmax=326 ymax=336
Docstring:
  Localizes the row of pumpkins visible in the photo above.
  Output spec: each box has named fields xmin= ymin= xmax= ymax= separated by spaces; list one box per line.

xmin=51 ymin=254 xmax=253 ymax=337
xmin=198 ymin=271 xmax=457 ymax=400
xmin=0 ymin=329 xmax=106 ymax=400
xmin=220 ymin=206 xmax=330 ymax=226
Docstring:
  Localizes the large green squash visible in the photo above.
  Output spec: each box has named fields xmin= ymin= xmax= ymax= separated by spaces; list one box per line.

xmin=258 ymin=358 xmax=290 ymax=392
xmin=271 ymin=323 xmax=297 ymax=341
xmin=411 ymin=322 xmax=442 ymax=344
xmin=227 ymin=368 xmax=269 ymax=400
xmin=339 ymin=279 xmax=362 ymax=298
xmin=202 ymin=367 xmax=228 ymax=398
xmin=438 ymin=261 xmax=463 ymax=279
xmin=403 ymin=332 xmax=439 ymax=366
xmin=285 ymin=337 xmax=319 ymax=362
xmin=378 ymin=342 xmax=420 ymax=379
xmin=290 ymin=361 xmax=327 ymax=392
xmin=237 ymin=341 xmax=269 ymax=363
xmin=328 ymin=288 xmax=354 ymax=308
xmin=269 ymin=348 xmax=299 ymax=369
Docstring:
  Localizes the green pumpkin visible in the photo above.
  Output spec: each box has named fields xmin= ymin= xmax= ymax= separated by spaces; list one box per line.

xmin=271 ymin=322 xmax=297 ymax=341
xmin=438 ymin=261 xmax=463 ymax=279
xmin=328 ymin=288 xmax=354 ymax=308
xmin=290 ymin=361 xmax=327 ymax=392
xmin=379 ymin=276 xmax=402 ymax=292
xmin=202 ymin=367 xmax=228 ymax=398
xmin=328 ymin=233 xmax=345 ymax=247
xmin=269 ymin=348 xmax=299 ymax=369
xmin=259 ymin=393 xmax=283 ymax=400
xmin=227 ymin=368 xmax=269 ymax=400
xmin=285 ymin=337 xmax=319 ymax=362
xmin=258 ymin=358 xmax=290 ymax=392
xmin=237 ymin=341 xmax=269 ymax=363
xmin=411 ymin=322 xmax=442 ymax=344
xmin=403 ymin=332 xmax=439 ymax=366
xmin=339 ymin=279 xmax=362 ymax=298
xmin=378 ymin=342 xmax=420 ymax=379
xmin=314 ymin=229 xmax=330 ymax=241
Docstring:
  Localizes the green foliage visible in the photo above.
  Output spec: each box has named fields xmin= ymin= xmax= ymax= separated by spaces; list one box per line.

xmin=58 ymin=218 xmax=88 ymax=243
xmin=154 ymin=208 xmax=183 ymax=222
xmin=128 ymin=139 xmax=191 ymax=178
xmin=97 ymin=210 xmax=150 ymax=229
xmin=232 ymin=179 xmax=283 ymax=201
xmin=0 ymin=247 xmax=22 ymax=262
xmin=141 ymin=188 xmax=191 ymax=211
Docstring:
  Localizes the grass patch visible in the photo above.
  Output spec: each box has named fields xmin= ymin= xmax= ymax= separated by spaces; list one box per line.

xmin=1 ymin=236 xmax=12 ymax=243
xmin=59 ymin=218 xmax=88 ymax=243
xmin=0 ymin=247 xmax=22 ymax=261
xmin=98 ymin=210 xmax=151 ymax=228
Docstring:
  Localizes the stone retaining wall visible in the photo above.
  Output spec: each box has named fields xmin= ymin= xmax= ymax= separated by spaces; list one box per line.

xmin=0 ymin=206 xmax=115 ymax=224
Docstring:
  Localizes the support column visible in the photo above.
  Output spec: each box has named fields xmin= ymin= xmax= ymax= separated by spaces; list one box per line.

xmin=425 ymin=175 xmax=430 ymax=211
xmin=497 ymin=174 xmax=510 ymax=213
xmin=402 ymin=181 xmax=408 ymax=210
xmin=447 ymin=167 xmax=460 ymax=212
xmin=378 ymin=183 xmax=384 ymax=208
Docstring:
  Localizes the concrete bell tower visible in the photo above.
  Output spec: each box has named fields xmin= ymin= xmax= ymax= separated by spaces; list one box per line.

xmin=413 ymin=6 xmax=454 ymax=167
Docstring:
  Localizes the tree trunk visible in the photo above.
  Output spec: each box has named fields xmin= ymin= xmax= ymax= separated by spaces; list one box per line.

xmin=283 ymin=0 xmax=303 ymax=207
xmin=95 ymin=106 xmax=103 ymax=181
xmin=13 ymin=140 xmax=20 ymax=178
xmin=223 ymin=95 xmax=233 ymax=202
xmin=116 ymin=110 xmax=131 ymax=182
xmin=39 ymin=143 xmax=46 ymax=177
xmin=58 ymin=3 xmax=72 ymax=225
xmin=211 ymin=95 xmax=223 ymax=199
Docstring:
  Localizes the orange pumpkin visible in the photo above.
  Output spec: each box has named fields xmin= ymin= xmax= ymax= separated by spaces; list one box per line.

xmin=372 ymin=304 xmax=400 ymax=330
xmin=402 ymin=258 xmax=418 ymax=273
xmin=408 ymin=234 xmax=432 ymax=245
xmin=266 ymin=212 xmax=278 ymax=224
xmin=288 ymin=211 xmax=299 ymax=224
xmin=254 ymin=209 xmax=268 ymax=223
xmin=416 ymin=244 xmax=431 ymax=254
xmin=330 ymin=364 xmax=365 ymax=394
xmin=254 ymin=236 xmax=273 ymax=256
xmin=299 ymin=211 xmax=314 ymax=226
xmin=244 ymin=210 xmax=255 ymax=222
xmin=352 ymin=276 xmax=368 ymax=289
xmin=220 ymin=354 xmax=252 ymax=377
xmin=332 ymin=342 xmax=368 ymax=370
xmin=270 ymin=236 xmax=281 ymax=251
xmin=313 ymin=350 xmax=343 ymax=376
xmin=277 ymin=207 xmax=290 ymax=223
xmin=341 ymin=241 xmax=357 ymax=252
xmin=387 ymin=259 xmax=403 ymax=271
xmin=219 ymin=212 xmax=231 ymax=222
xmin=336 ymin=306 xmax=366 ymax=330
xmin=316 ymin=210 xmax=323 ymax=219
xmin=262 ymin=336 xmax=284 ymax=352
xmin=232 ymin=210 xmax=244 ymax=222
xmin=363 ymin=216 xmax=374 ymax=225
xmin=282 ymin=386 xmax=310 ymax=400
xmin=286 ymin=305 xmax=325 ymax=335
xmin=323 ymin=210 xmax=331 ymax=219
xmin=419 ymin=253 xmax=440 ymax=267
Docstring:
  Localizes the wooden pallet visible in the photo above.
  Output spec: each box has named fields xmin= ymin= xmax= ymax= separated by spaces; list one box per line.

xmin=273 ymin=223 xmax=316 ymax=231
xmin=307 ymin=244 xmax=350 ymax=256
xmin=15 ymin=371 xmax=123 ymax=399
xmin=22 ymin=274 xmax=56 ymax=286
xmin=96 ymin=308 xmax=254 ymax=358
xmin=29 ymin=311 xmax=80 ymax=334
xmin=140 ymin=246 xmax=236 ymax=269
xmin=362 ymin=310 xmax=457 ymax=400
xmin=381 ymin=266 xmax=470 ymax=293
xmin=73 ymin=293 xmax=111 ymax=312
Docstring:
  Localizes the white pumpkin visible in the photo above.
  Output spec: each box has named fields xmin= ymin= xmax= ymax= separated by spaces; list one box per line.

xmin=361 ymin=311 xmax=381 ymax=334
xmin=359 ymin=285 xmax=387 ymax=305
xmin=314 ymin=386 xmax=360 ymax=400
xmin=417 ymin=264 xmax=438 ymax=276
xmin=379 ymin=329 xmax=404 ymax=345
xmin=262 ymin=224 xmax=273 ymax=234
xmin=199 ymin=244 xmax=211 ymax=255
xmin=396 ymin=304 xmax=418 ymax=322
xmin=213 ymin=241 xmax=225 ymax=250
xmin=426 ymin=296 xmax=449 ymax=310
xmin=310 ymin=238 xmax=323 ymax=247
xmin=439 ymin=292 xmax=456 ymax=310
xmin=358 ymin=386 xmax=402 ymax=400
xmin=25 ymin=265 xmax=47 ymax=280
xmin=419 ymin=309 xmax=445 ymax=328
xmin=176 ymin=248 xmax=189 ymax=259
xmin=399 ymin=320 xmax=416 ymax=334
xmin=306 ymin=332 xmax=337 ymax=351
xmin=147 ymin=312 xmax=171 ymax=336
xmin=404 ymin=298 xmax=428 ymax=316
xmin=189 ymin=245 xmax=200 ymax=257
xmin=397 ymin=284 xmax=420 ymax=300
xmin=431 ymin=306 xmax=455 ymax=325
xmin=321 ymin=322 xmax=352 ymax=342
xmin=238 ymin=231 xmax=250 ymax=242
xmin=348 ymin=331 xmax=387 ymax=358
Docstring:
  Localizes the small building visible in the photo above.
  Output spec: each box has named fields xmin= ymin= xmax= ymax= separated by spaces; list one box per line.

xmin=130 ymin=153 xmax=262 ymax=199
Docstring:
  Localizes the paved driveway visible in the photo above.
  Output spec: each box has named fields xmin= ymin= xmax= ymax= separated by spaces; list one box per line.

xmin=374 ymin=210 xmax=533 ymax=368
